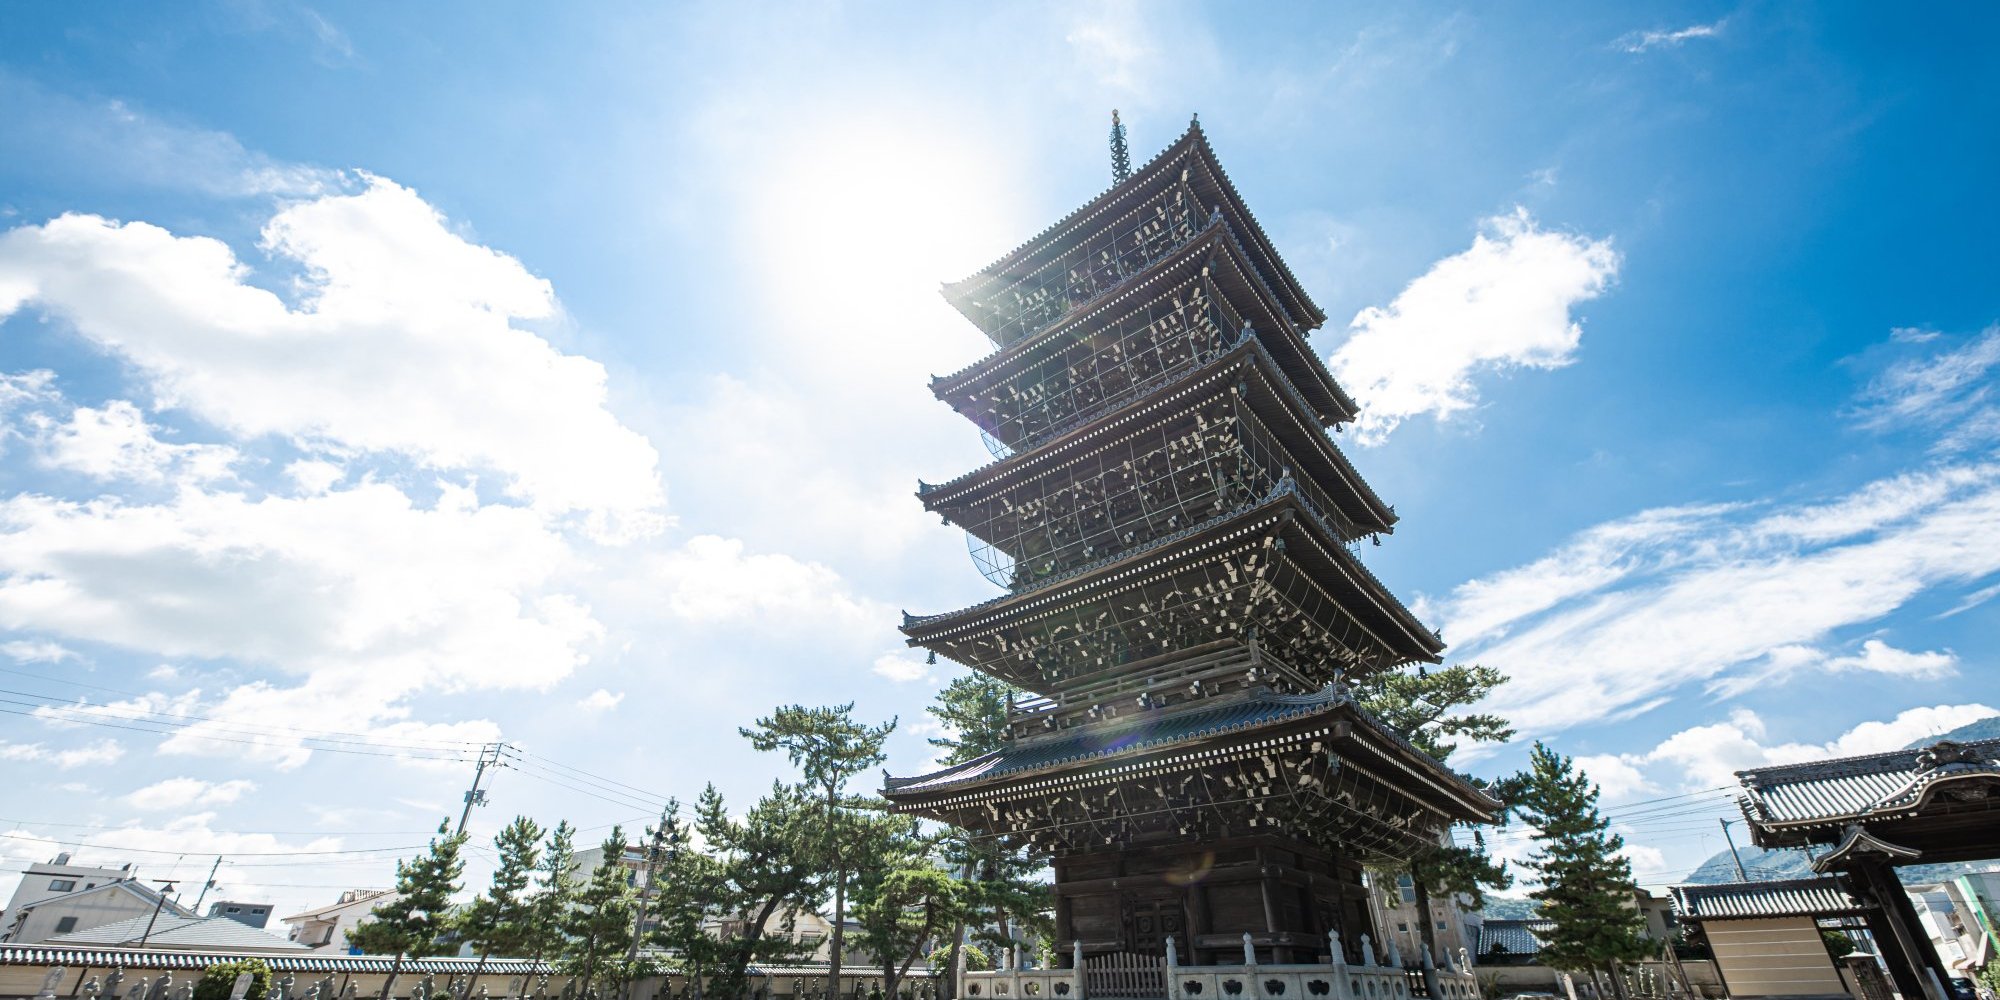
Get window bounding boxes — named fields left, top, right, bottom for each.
left=55, top=917, right=79, bottom=933
left=227, top=906, right=241, bottom=913
left=48, top=879, right=76, bottom=891
left=1397, top=923, right=1409, bottom=932
left=1396, top=874, right=1416, bottom=905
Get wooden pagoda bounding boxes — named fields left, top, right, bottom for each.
left=884, top=118, right=1500, bottom=975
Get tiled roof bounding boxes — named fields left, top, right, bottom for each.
left=884, top=687, right=1344, bottom=794
left=1670, top=877, right=1869, bottom=920
left=49, top=915, right=308, bottom=952
left=883, top=684, right=1495, bottom=818
left=1737, top=737, right=2000, bottom=828
left=0, top=943, right=547, bottom=974
left=1477, top=920, right=1552, bottom=957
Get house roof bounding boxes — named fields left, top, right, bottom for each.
left=0, top=943, right=551, bottom=974
left=1670, top=877, right=1870, bottom=921
left=1737, top=736, right=2000, bottom=829
left=1477, top=919, right=1552, bottom=957
left=49, top=914, right=309, bottom=952
left=18, top=880, right=195, bottom=919
left=280, top=890, right=392, bottom=922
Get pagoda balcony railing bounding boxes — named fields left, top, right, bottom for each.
left=972, top=269, right=1239, bottom=454
left=959, top=936, right=1480, bottom=1000
left=963, top=446, right=1366, bottom=594
left=975, top=179, right=1203, bottom=347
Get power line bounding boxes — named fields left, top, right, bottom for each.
left=0, top=833, right=433, bottom=858
left=0, top=705, right=473, bottom=761
left=0, top=669, right=487, bottom=750
left=0, top=694, right=477, bottom=759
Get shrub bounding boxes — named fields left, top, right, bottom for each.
left=194, top=958, right=273, bottom=1000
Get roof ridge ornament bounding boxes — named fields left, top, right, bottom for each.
left=1110, top=110, right=1132, bottom=184
left=1914, top=738, right=1986, bottom=772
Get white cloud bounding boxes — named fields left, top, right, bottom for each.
left=1595, top=703, right=1998, bottom=796
left=1061, top=0, right=1218, bottom=103
left=1328, top=208, right=1619, bottom=444
left=125, top=776, right=257, bottom=810
left=0, top=71, right=339, bottom=200
left=575, top=688, right=624, bottom=713
left=1434, top=463, right=2000, bottom=733
left=0, top=481, right=593, bottom=766
left=646, top=534, right=890, bottom=642
left=0, top=179, right=666, bottom=539
left=0, top=738, right=124, bottom=769
left=871, top=652, right=933, bottom=684
left=0, top=639, right=77, bottom=663
left=1572, top=753, right=1655, bottom=801
left=1616, top=20, right=1727, bottom=53
left=33, top=400, right=238, bottom=483
left=1852, top=324, right=2000, bottom=453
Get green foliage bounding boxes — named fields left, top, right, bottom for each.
left=1354, top=663, right=1513, bottom=763
left=560, top=826, right=642, bottom=995
left=1977, top=962, right=2000, bottom=997
left=925, top=675, right=1013, bottom=767
left=194, top=958, right=271, bottom=1000
left=347, top=820, right=469, bottom=961
left=647, top=803, right=732, bottom=988
left=740, top=702, right=897, bottom=988
left=1820, top=930, right=1856, bottom=960
left=1358, top=663, right=1513, bottom=956
left=459, top=816, right=545, bottom=960
left=695, top=780, right=830, bottom=1000
left=1508, top=743, right=1652, bottom=977
left=927, top=943, right=992, bottom=972
left=923, top=676, right=1049, bottom=992
left=849, top=817, right=965, bottom=997
left=532, top=820, right=580, bottom=961
left=739, top=703, right=895, bottom=799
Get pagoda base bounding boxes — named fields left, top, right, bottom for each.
left=1053, top=835, right=1377, bottom=968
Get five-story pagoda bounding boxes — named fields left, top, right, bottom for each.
left=884, top=117, right=1498, bottom=976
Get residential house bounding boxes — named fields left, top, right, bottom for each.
left=2, top=879, right=192, bottom=944
left=1911, top=870, right=2000, bottom=975
left=2, top=852, right=139, bottom=936
left=207, top=900, right=276, bottom=929
left=281, top=889, right=396, bottom=952
left=47, top=913, right=308, bottom=953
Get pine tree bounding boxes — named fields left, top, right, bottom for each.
left=1356, top=664, right=1514, bottom=960
left=1508, top=743, right=1651, bottom=998
left=740, top=703, right=895, bottom=1000
left=849, top=816, right=964, bottom=1000
left=532, top=821, right=581, bottom=964
left=347, top=820, right=467, bottom=999
left=459, top=816, right=544, bottom=987
left=696, top=781, right=827, bottom=1000
left=924, top=676, right=1048, bottom=992
left=562, top=827, right=642, bottom=998
left=647, top=807, right=729, bottom=1000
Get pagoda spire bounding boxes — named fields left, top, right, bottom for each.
left=1109, top=109, right=1132, bottom=183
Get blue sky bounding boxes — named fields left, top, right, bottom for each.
left=0, top=1, right=1996, bottom=912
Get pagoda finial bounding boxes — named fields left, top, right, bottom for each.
left=1110, top=110, right=1132, bottom=183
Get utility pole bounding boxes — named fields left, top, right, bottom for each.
left=137, top=880, right=179, bottom=948
left=191, top=856, right=222, bottom=913
left=623, top=803, right=678, bottom=1000
left=456, top=743, right=506, bottom=837
left=1718, top=818, right=1749, bottom=882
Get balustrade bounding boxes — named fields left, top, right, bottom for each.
left=955, top=936, right=1482, bottom=1000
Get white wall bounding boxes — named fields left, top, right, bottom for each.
left=7, top=886, right=159, bottom=944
